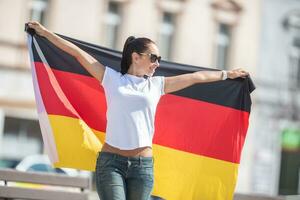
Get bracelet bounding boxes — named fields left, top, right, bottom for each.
left=221, top=70, right=227, bottom=80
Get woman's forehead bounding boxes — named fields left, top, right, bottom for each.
left=147, top=43, right=159, bottom=55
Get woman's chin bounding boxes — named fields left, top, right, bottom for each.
left=147, top=70, right=155, bottom=77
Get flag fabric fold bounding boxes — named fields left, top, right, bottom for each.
left=26, top=29, right=255, bottom=200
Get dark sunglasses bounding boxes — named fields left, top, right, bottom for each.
left=138, top=53, right=161, bottom=63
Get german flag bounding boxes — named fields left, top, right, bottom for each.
left=26, top=28, right=255, bottom=200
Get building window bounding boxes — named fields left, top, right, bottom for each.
left=158, top=12, right=175, bottom=61
left=289, top=38, right=300, bottom=90
left=297, top=57, right=300, bottom=89
left=29, top=0, right=48, bottom=24
left=215, top=23, right=232, bottom=70
left=294, top=38, right=300, bottom=89
left=104, top=1, right=122, bottom=49
left=283, top=11, right=300, bottom=90
left=0, top=116, right=42, bottom=160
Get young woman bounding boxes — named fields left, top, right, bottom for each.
left=28, top=21, right=249, bottom=200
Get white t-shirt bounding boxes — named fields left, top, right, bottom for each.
left=101, top=66, right=165, bottom=150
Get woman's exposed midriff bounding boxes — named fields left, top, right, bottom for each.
left=101, top=143, right=153, bottom=157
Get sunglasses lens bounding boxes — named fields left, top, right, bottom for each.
left=157, top=56, right=161, bottom=63
left=150, top=54, right=161, bottom=63
left=150, top=54, right=156, bottom=63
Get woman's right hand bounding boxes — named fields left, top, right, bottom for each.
left=27, top=21, right=48, bottom=37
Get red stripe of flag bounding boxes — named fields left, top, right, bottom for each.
left=35, top=62, right=107, bottom=131
left=155, top=95, right=249, bottom=163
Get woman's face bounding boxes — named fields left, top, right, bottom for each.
left=132, top=43, right=161, bottom=77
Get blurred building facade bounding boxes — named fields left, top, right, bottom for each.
left=0, top=0, right=299, bottom=196
left=249, top=0, right=300, bottom=195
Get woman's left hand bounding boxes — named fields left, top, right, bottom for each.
left=227, top=68, right=249, bottom=79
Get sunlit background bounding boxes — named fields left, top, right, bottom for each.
left=0, top=0, right=300, bottom=198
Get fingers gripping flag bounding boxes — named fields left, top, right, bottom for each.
left=26, top=28, right=255, bottom=200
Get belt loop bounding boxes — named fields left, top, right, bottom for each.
left=139, top=157, right=142, bottom=167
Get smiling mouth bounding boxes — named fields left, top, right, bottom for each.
left=147, top=68, right=155, bottom=76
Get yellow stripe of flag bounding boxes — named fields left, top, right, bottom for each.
left=152, top=145, right=238, bottom=200
left=48, top=115, right=104, bottom=170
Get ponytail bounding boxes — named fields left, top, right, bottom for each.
left=120, top=36, right=136, bottom=75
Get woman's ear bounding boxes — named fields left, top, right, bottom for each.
left=132, top=52, right=139, bottom=64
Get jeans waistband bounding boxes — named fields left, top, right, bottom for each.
left=99, top=151, right=153, bottom=162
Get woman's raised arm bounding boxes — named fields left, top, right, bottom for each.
left=28, top=21, right=105, bottom=82
left=164, top=68, right=249, bottom=94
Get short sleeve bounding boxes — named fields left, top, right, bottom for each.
left=101, top=66, right=121, bottom=89
left=151, top=76, right=165, bottom=96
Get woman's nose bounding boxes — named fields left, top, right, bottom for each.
left=155, top=60, right=160, bottom=67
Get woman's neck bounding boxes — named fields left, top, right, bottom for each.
left=127, top=67, right=144, bottom=77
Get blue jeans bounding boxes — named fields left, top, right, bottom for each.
left=95, top=152, right=154, bottom=200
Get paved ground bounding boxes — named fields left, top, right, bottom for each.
left=89, top=191, right=99, bottom=200
left=89, top=191, right=300, bottom=200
